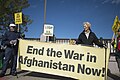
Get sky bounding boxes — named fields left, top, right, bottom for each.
left=23, top=0, right=120, bottom=39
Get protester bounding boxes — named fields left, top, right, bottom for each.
left=49, top=34, right=56, bottom=43
left=0, top=23, right=22, bottom=77
left=76, top=22, right=104, bottom=47
left=111, top=28, right=120, bottom=72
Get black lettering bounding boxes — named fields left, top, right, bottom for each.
left=77, top=64, right=102, bottom=76
left=91, top=56, right=96, bottom=63
left=69, top=65, right=75, bottom=72
left=92, top=68, right=102, bottom=76
left=86, top=67, right=91, bottom=75
left=58, top=61, right=62, bottom=70
left=27, top=45, right=33, bottom=54
left=64, top=50, right=74, bottom=59
left=33, top=47, right=44, bottom=55
left=27, top=59, right=32, bottom=67
left=73, top=53, right=84, bottom=60
left=19, top=56, right=23, bottom=64
left=46, top=48, right=62, bottom=58
left=33, top=48, right=38, bottom=54
left=44, top=61, right=50, bottom=68
left=32, top=57, right=38, bottom=66
left=73, top=53, right=79, bottom=60
left=50, top=60, right=53, bottom=68
left=86, top=52, right=96, bottom=63
left=51, top=48, right=56, bottom=57
left=39, top=47, right=44, bottom=55
left=46, top=48, right=50, bottom=56
left=38, top=60, right=43, bottom=67
left=77, top=64, right=85, bottom=74
left=24, top=56, right=28, bottom=64
left=57, top=51, right=62, bottom=58
left=53, top=62, right=57, bottom=69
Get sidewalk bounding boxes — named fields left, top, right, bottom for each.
left=107, top=56, right=120, bottom=80
left=0, top=56, right=120, bottom=80
left=0, top=69, right=75, bottom=80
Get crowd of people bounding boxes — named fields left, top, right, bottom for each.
left=0, top=23, right=23, bottom=77
left=0, top=22, right=119, bottom=78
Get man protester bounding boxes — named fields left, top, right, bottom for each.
left=0, top=23, right=22, bottom=77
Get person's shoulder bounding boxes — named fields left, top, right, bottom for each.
left=90, top=31, right=96, bottom=35
left=4, top=31, right=10, bottom=34
left=79, top=32, right=84, bottom=36
left=80, top=30, right=85, bottom=34
left=2, top=31, right=10, bottom=37
left=90, top=32, right=97, bottom=37
left=16, top=32, right=22, bottom=36
left=15, top=31, right=20, bottom=34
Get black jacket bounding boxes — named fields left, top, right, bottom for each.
left=2, top=31, right=21, bottom=48
left=76, top=30, right=103, bottom=47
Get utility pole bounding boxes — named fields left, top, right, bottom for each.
left=44, top=0, right=47, bottom=24
left=44, top=0, right=48, bottom=42
left=41, top=0, right=49, bottom=42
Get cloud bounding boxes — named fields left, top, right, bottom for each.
left=112, top=0, right=120, bottom=4
left=102, top=0, right=120, bottom=4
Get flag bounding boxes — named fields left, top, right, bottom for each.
left=112, top=16, right=120, bottom=34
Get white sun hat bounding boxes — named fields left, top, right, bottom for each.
left=9, top=23, right=16, bottom=27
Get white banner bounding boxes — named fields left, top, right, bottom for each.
left=18, top=40, right=110, bottom=80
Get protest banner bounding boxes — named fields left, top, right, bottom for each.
left=14, top=12, right=23, bottom=32
left=18, top=39, right=110, bottom=80
left=43, top=24, right=54, bottom=36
